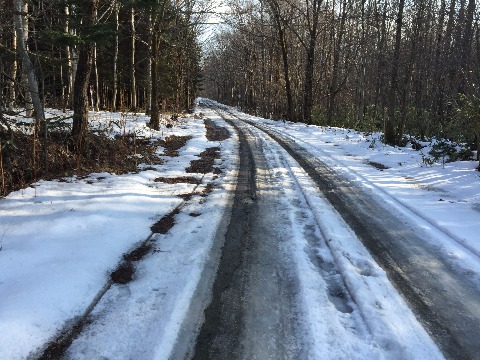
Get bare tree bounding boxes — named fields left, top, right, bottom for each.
left=292, top=0, right=323, bottom=123
left=13, top=0, right=45, bottom=127
left=262, top=0, right=294, bottom=121
left=112, top=0, right=119, bottom=111
left=384, top=0, right=405, bottom=145
left=8, top=22, right=17, bottom=113
left=130, top=6, right=137, bottom=111
left=71, top=0, right=99, bottom=153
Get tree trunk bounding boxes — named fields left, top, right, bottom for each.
left=94, top=44, right=100, bottom=111
left=131, top=7, right=137, bottom=111
left=71, top=0, right=98, bottom=153
left=433, top=0, right=446, bottom=124
left=302, top=0, right=321, bottom=124
left=71, top=45, right=94, bottom=152
left=328, top=0, right=349, bottom=123
left=64, top=5, right=74, bottom=111
left=13, top=0, right=45, bottom=126
left=356, top=0, right=367, bottom=126
left=459, top=0, right=475, bottom=93
left=303, top=42, right=315, bottom=123
left=148, top=18, right=160, bottom=130
left=270, top=1, right=293, bottom=122
left=112, top=2, right=119, bottom=111
left=8, top=25, right=17, bottom=113
left=17, top=1, right=34, bottom=118
left=385, top=0, right=405, bottom=145
left=146, top=14, right=153, bottom=115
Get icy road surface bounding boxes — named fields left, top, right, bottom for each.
left=191, top=104, right=443, bottom=359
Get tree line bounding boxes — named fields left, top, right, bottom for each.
left=0, top=0, right=206, bottom=153
left=202, top=0, right=480, bottom=158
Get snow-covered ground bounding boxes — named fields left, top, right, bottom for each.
left=0, top=100, right=478, bottom=359
left=0, top=108, right=239, bottom=359
left=223, top=103, right=480, bottom=281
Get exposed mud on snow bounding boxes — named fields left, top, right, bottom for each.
left=151, top=208, right=180, bottom=234
left=159, top=135, right=193, bottom=157
left=367, top=160, right=390, bottom=170
left=154, top=176, right=202, bottom=184
left=110, top=262, right=135, bottom=285
left=186, top=147, right=221, bottom=174
left=204, top=119, right=230, bottom=141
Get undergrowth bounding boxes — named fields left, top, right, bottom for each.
left=0, top=127, right=162, bottom=198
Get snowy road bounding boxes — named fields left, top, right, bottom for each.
left=2, top=101, right=478, bottom=359
left=200, top=102, right=480, bottom=360
left=190, top=104, right=443, bottom=359
left=193, top=118, right=301, bottom=358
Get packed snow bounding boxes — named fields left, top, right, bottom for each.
left=1, top=100, right=478, bottom=359
left=222, top=103, right=480, bottom=283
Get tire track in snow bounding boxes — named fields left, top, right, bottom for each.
left=200, top=104, right=442, bottom=359
left=251, top=119, right=480, bottom=259
left=233, top=116, right=440, bottom=359
left=210, top=102, right=480, bottom=359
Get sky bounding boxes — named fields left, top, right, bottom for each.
left=198, top=1, right=230, bottom=47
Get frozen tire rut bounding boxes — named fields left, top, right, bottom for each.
left=193, top=119, right=303, bottom=359
left=204, top=102, right=480, bottom=360
left=240, top=117, right=480, bottom=360
left=192, top=107, right=442, bottom=359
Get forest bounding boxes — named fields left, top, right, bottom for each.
left=0, top=0, right=206, bottom=195
left=0, top=0, right=479, bottom=197
left=203, top=0, right=480, bottom=156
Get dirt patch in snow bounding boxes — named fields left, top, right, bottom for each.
left=37, top=318, right=92, bottom=360
left=367, top=161, right=389, bottom=170
left=151, top=208, right=180, bottom=234
left=154, top=176, right=201, bottom=184
left=123, top=242, right=153, bottom=262
left=186, top=147, right=221, bottom=174
left=204, top=119, right=230, bottom=141
left=202, top=183, right=215, bottom=195
left=110, top=262, right=135, bottom=285
left=158, top=135, right=192, bottom=157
